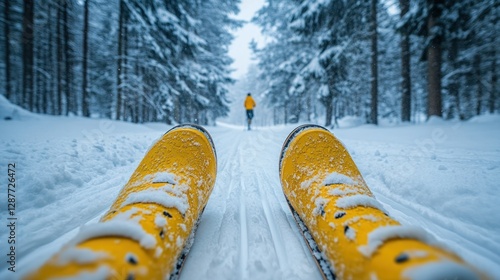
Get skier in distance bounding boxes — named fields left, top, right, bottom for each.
left=244, top=93, right=256, bottom=130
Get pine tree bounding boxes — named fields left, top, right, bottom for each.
left=82, top=0, right=90, bottom=117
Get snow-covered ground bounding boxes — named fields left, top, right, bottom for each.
left=1, top=98, right=499, bottom=279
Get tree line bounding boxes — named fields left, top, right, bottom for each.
left=252, top=0, right=498, bottom=126
left=0, top=0, right=240, bottom=124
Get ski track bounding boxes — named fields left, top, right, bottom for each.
left=6, top=122, right=500, bottom=279
left=181, top=126, right=322, bottom=279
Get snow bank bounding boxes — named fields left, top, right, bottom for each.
left=467, top=114, right=500, bottom=124
left=337, top=116, right=365, bottom=128
left=0, top=114, right=165, bottom=262
left=426, top=116, right=447, bottom=124
left=0, top=94, right=38, bottom=120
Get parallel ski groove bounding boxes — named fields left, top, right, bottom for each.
left=266, top=171, right=318, bottom=266
left=239, top=177, right=249, bottom=279
left=255, top=172, right=288, bottom=271
left=212, top=131, right=240, bottom=244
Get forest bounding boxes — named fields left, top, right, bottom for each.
left=0, top=0, right=240, bottom=124
left=0, top=0, right=498, bottom=126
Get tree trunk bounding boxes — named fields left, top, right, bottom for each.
left=57, top=4, right=63, bottom=115
left=82, top=0, right=90, bottom=117
left=306, top=91, right=311, bottom=121
left=400, top=0, right=411, bottom=122
left=116, top=0, right=125, bottom=120
left=474, top=54, right=482, bottom=115
left=35, top=36, right=42, bottom=113
left=123, top=15, right=128, bottom=121
left=22, top=0, right=35, bottom=110
left=63, top=1, right=72, bottom=115
left=4, top=0, right=11, bottom=99
left=370, top=0, right=378, bottom=125
left=48, top=3, right=55, bottom=115
left=135, top=35, right=141, bottom=123
left=427, top=0, right=443, bottom=118
left=489, top=47, right=497, bottom=114
left=448, top=39, right=460, bottom=119
left=323, top=94, right=333, bottom=127
left=284, top=100, right=289, bottom=125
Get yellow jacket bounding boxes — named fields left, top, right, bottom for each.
left=244, top=95, right=256, bottom=110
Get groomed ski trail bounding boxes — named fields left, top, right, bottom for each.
left=179, top=126, right=322, bottom=280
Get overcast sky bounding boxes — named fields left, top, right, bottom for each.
left=228, top=0, right=266, bottom=79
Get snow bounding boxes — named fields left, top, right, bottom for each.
left=323, top=172, right=356, bottom=186
left=312, top=197, right=328, bottom=216
left=329, top=187, right=358, bottom=196
left=0, top=104, right=499, bottom=279
left=155, top=214, right=167, bottom=228
left=344, top=226, right=356, bottom=241
left=357, top=225, right=434, bottom=257
left=122, top=186, right=189, bottom=215
left=55, top=248, right=109, bottom=265
left=402, top=261, right=480, bottom=280
left=336, top=194, right=386, bottom=212
left=0, top=95, right=38, bottom=121
left=66, top=221, right=157, bottom=250
left=300, top=175, right=319, bottom=189
left=152, top=172, right=178, bottom=184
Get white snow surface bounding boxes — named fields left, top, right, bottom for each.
left=0, top=108, right=500, bottom=279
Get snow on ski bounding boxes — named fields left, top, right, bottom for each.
left=279, top=124, right=486, bottom=280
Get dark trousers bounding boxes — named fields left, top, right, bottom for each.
left=246, top=110, right=254, bottom=120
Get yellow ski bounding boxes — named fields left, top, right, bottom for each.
left=279, top=124, right=484, bottom=280
left=26, top=124, right=217, bottom=280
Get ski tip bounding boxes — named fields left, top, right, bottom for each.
left=279, top=124, right=330, bottom=176
left=166, top=124, right=217, bottom=160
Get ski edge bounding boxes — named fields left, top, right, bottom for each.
left=168, top=206, right=206, bottom=280
left=286, top=199, right=336, bottom=280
